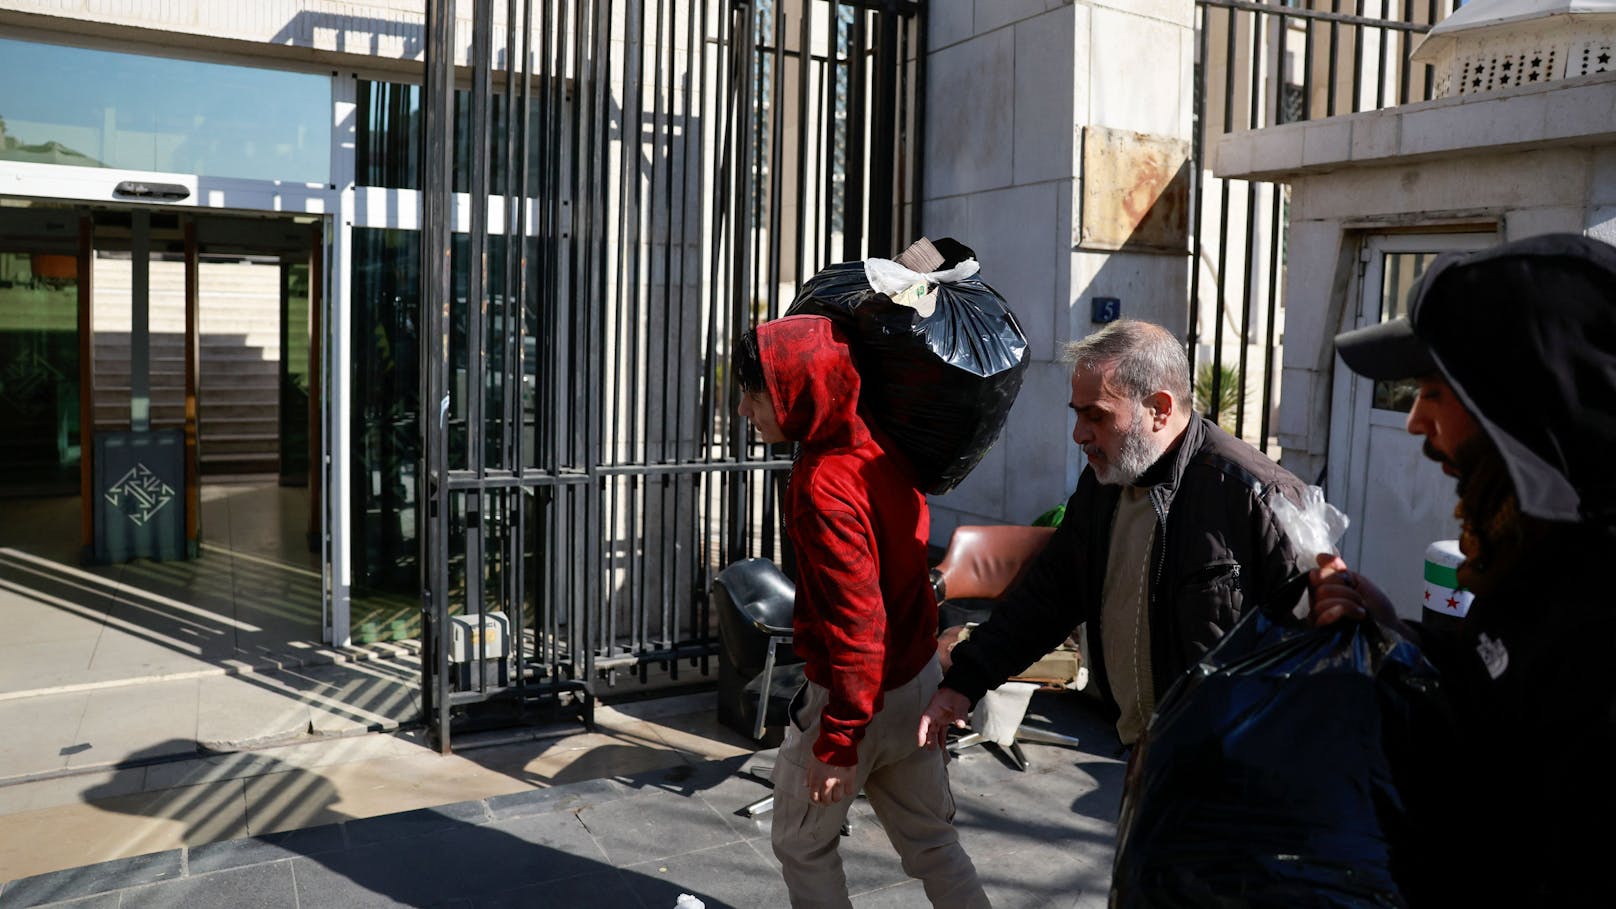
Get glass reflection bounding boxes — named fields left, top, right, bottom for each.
left=0, top=37, right=330, bottom=184
left=0, top=249, right=80, bottom=496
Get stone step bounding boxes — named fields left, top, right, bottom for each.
left=200, top=452, right=280, bottom=475
left=201, top=433, right=280, bottom=456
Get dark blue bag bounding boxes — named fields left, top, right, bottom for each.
left=1111, top=578, right=1451, bottom=908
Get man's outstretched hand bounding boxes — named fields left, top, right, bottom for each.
left=917, top=687, right=971, bottom=750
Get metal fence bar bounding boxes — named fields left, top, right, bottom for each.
left=1190, top=1, right=1449, bottom=455
left=418, top=0, right=918, bottom=747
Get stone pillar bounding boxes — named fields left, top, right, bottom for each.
left=922, top=0, right=1195, bottom=537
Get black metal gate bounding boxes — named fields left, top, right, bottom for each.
left=1189, top=0, right=1455, bottom=457
left=418, top=0, right=922, bottom=749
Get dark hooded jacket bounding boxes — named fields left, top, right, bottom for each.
left=758, top=315, right=937, bottom=767
left=1388, top=234, right=1616, bottom=906
left=941, top=412, right=1305, bottom=725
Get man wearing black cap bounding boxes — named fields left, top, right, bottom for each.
left=1314, top=232, right=1616, bottom=906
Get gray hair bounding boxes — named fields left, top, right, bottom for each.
left=1061, top=320, right=1192, bottom=405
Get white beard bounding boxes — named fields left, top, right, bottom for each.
left=1092, top=409, right=1165, bottom=486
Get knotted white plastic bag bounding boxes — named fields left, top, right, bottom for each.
left=863, top=256, right=981, bottom=317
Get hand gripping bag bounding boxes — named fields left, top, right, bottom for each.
left=784, top=239, right=1028, bottom=494
left=1110, top=575, right=1454, bottom=909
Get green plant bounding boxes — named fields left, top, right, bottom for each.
left=1194, top=361, right=1246, bottom=432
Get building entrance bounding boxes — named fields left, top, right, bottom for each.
left=0, top=203, right=327, bottom=664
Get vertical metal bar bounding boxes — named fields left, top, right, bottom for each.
left=823, top=1, right=839, bottom=266
left=468, top=0, right=494, bottom=683
left=1398, top=0, right=1414, bottom=105
left=422, top=0, right=456, bottom=752
left=583, top=0, right=610, bottom=690
left=868, top=6, right=898, bottom=257
left=130, top=211, right=150, bottom=433
left=727, top=2, right=754, bottom=565
left=766, top=2, right=787, bottom=318
left=908, top=11, right=926, bottom=245
left=1210, top=5, right=1237, bottom=421
left=1275, top=7, right=1289, bottom=125
left=1424, top=0, right=1437, bottom=100
left=1233, top=8, right=1258, bottom=438
left=843, top=8, right=867, bottom=260
left=78, top=215, right=94, bottom=555
left=1260, top=181, right=1283, bottom=456
left=1187, top=1, right=1209, bottom=375
left=1351, top=3, right=1366, bottom=113
left=793, top=0, right=812, bottom=288
left=307, top=229, right=323, bottom=554
left=1327, top=0, right=1340, bottom=117
left=1302, top=1, right=1316, bottom=120
left=183, top=219, right=200, bottom=552
left=1376, top=0, right=1389, bottom=109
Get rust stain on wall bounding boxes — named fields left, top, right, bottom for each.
left=1080, top=126, right=1191, bottom=254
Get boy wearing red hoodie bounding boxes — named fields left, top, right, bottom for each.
left=735, top=315, right=988, bottom=908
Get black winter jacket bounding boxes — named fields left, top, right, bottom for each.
left=942, top=414, right=1305, bottom=713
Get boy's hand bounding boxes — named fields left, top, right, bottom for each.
left=807, top=758, right=855, bottom=804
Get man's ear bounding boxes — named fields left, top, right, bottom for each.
left=1145, top=391, right=1175, bottom=430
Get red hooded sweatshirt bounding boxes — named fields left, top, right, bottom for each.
left=757, top=315, right=938, bottom=767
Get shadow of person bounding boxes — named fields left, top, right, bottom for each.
left=3, top=740, right=734, bottom=909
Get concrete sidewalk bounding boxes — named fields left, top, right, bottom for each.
left=0, top=692, right=1124, bottom=908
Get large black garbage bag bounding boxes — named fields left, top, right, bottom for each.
left=785, top=243, right=1028, bottom=495
left=1111, top=580, right=1452, bottom=908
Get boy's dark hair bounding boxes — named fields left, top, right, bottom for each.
left=734, top=328, right=766, bottom=394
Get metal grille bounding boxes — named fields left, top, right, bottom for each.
left=418, top=0, right=921, bottom=749
left=1189, top=0, right=1454, bottom=456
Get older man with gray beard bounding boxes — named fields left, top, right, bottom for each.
left=919, top=319, right=1306, bottom=752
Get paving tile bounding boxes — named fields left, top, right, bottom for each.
left=195, top=674, right=313, bottom=750
left=186, top=823, right=348, bottom=874
left=523, top=737, right=692, bottom=787
left=291, top=810, right=612, bottom=908
left=119, top=861, right=299, bottom=909
left=0, top=893, right=120, bottom=909
left=0, top=767, right=145, bottom=816
left=621, top=842, right=789, bottom=909
left=0, top=785, right=239, bottom=882
left=642, top=714, right=756, bottom=761
left=472, top=869, right=646, bottom=909
left=0, top=850, right=182, bottom=908
left=484, top=778, right=630, bottom=820
left=0, top=693, right=88, bottom=780
left=67, top=681, right=199, bottom=771
left=577, top=787, right=744, bottom=867
left=0, top=640, right=106, bottom=694
left=237, top=747, right=528, bottom=837
left=343, top=801, right=491, bottom=847
left=690, top=770, right=777, bottom=841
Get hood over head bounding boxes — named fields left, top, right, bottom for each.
left=1335, top=233, right=1616, bottom=526
left=757, top=314, right=869, bottom=450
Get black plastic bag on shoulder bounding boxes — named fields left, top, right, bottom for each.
left=784, top=239, right=1028, bottom=495
left=1110, top=575, right=1454, bottom=908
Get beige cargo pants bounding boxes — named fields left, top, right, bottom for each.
left=770, top=656, right=991, bottom=908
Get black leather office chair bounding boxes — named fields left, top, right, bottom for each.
left=713, top=557, right=808, bottom=819
left=714, top=557, right=804, bottom=743
left=932, top=524, right=1086, bottom=771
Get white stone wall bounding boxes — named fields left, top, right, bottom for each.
left=922, top=0, right=1194, bottom=540
left=1214, top=72, right=1616, bottom=482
